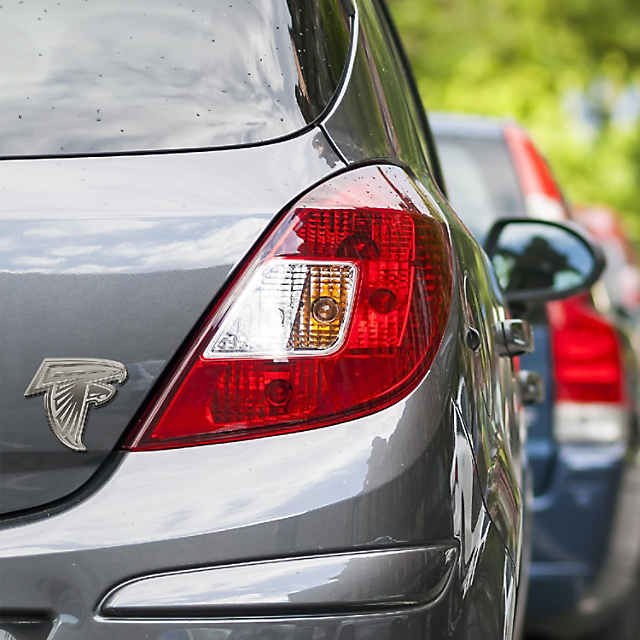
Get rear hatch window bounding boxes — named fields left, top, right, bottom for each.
left=435, top=134, right=525, bottom=241
left=0, top=0, right=351, bottom=156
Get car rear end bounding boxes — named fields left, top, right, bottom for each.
left=0, top=3, right=522, bottom=640
left=432, top=113, right=640, bottom=637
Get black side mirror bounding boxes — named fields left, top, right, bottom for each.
left=484, top=218, right=605, bottom=304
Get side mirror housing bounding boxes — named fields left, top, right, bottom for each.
left=484, top=218, right=605, bottom=304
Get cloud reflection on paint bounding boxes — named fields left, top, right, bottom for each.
left=0, top=217, right=269, bottom=274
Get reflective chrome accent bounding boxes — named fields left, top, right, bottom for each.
left=101, top=544, right=458, bottom=616
left=495, top=319, right=534, bottom=357
left=25, top=358, right=127, bottom=452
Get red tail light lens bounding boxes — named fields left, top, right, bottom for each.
left=549, top=295, right=630, bottom=443
left=548, top=295, right=625, bottom=405
left=503, top=124, right=570, bottom=221
left=125, top=165, right=452, bottom=450
left=504, top=125, right=561, bottom=201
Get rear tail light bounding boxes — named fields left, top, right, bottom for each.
left=548, top=296, right=630, bottom=444
left=125, top=165, right=452, bottom=450
left=503, top=125, right=569, bottom=222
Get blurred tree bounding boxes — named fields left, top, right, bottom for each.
left=388, top=0, right=640, bottom=241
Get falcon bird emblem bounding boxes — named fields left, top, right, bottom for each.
left=25, top=358, right=127, bottom=452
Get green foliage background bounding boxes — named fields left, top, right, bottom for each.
left=388, top=0, right=640, bottom=241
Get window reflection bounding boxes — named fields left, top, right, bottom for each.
left=492, top=223, right=593, bottom=296
left=0, top=0, right=350, bottom=155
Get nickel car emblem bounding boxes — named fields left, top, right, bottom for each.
left=25, top=358, right=127, bottom=452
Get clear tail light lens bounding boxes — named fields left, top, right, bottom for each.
left=125, top=165, right=453, bottom=450
left=204, top=260, right=358, bottom=358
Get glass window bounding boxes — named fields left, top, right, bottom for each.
left=435, top=135, right=525, bottom=241
left=0, top=0, right=351, bottom=156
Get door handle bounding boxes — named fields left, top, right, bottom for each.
left=495, top=319, right=534, bottom=357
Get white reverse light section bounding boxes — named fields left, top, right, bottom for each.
left=554, top=402, right=630, bottom=444
left=204, top=259, right=357, bottom=359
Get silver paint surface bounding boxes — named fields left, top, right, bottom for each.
left=0, top=128, right=343, bottom=514
left=0, top=326, right=515, bottom=638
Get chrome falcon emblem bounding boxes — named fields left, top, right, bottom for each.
left=25, top=358, right=127, bottom=452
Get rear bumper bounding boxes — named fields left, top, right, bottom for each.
left=2, top=534, right=513, bottom=640
left=0, top=344, right=517, bottom=640
left=526, top=443, right=640, bottom=636
left=3, top=544, right=463, bottom=640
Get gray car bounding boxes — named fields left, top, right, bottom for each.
left=0, top=2, right=602, bottom=639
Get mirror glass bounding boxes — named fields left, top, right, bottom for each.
left=489, top=221, right=599, bottom=301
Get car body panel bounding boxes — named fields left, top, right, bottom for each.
left=324, top=0, right=434, bottom=180
left=523, top=324, right=557, bottom=495
left=0, top=128, right=344, bottom=515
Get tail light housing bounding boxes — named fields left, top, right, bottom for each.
left=548, top=296, right=629, bottom=444
left=504, top=124, right=570, bottom=222
left=125, top=165, right=452, bottom=450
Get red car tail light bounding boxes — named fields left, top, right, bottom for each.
left=548, top=295, right=629, bottom=443
left=504, top=124, right=569, bottom=222
left=549, top=296, right=625, bottom=405
left=124, top=165, right=453, bottom=450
